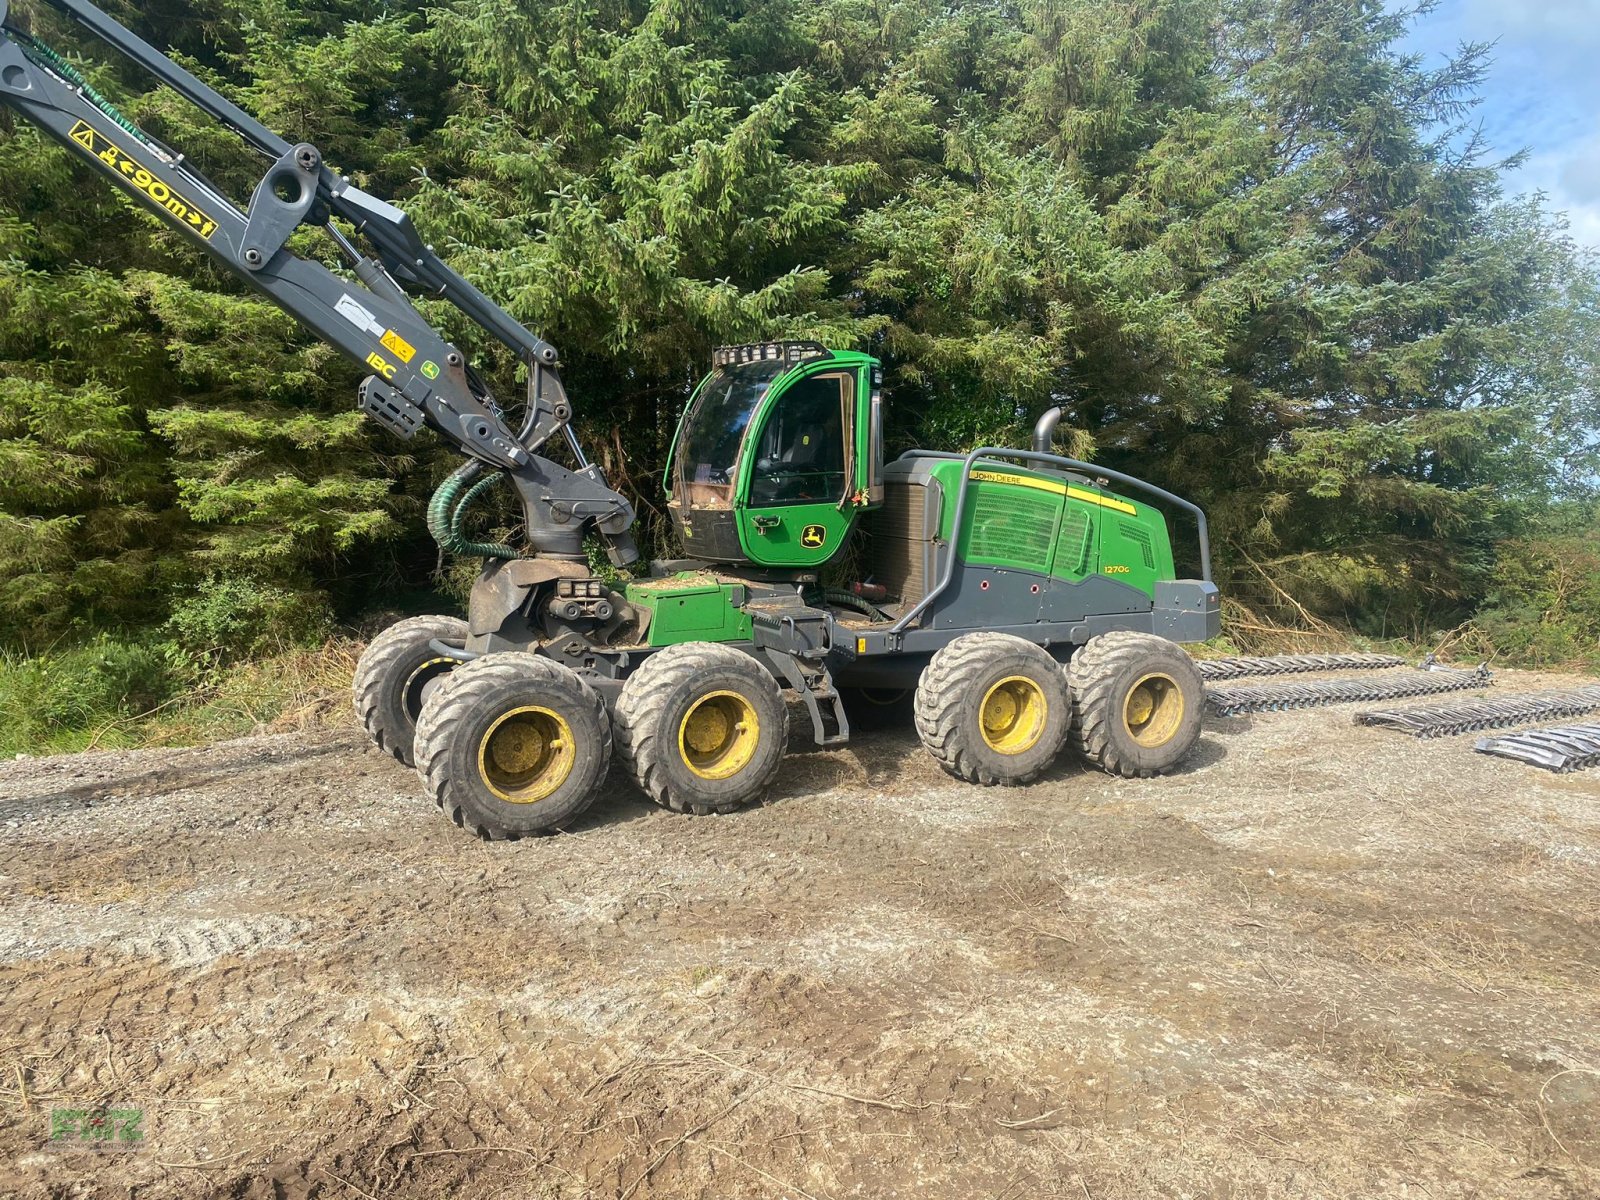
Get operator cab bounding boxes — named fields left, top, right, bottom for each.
left=668, top=342, right=884, bottom=569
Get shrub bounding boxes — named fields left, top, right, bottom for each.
left=166, top=576, right=332, bottom=670
left=1474, top=527, right=1600, bottom=670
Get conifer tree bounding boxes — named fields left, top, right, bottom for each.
left=0, top=0, right=1593, bottom=652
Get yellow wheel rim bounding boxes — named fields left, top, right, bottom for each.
left=1123, top=673, right=1185, bottom=748
left=678, top=691, right=761, bottom=780
left=477, top=705, right=575, bottom=803
left=979, top=675, right=1048, bottom=755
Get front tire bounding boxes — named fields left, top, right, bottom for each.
left=613, top=643, right=788, bottom=815
left=914, top=633, right=1071, bottom=785
left=414, top=652, right=612, bottom=839
left=353, top=614, right=468, bottom=766
left=1069, top=631, right=1203, bottom=777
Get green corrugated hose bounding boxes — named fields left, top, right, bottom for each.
left=428, top=462, right=520, bottom=560
left=13, top=30, right=148, bottom=143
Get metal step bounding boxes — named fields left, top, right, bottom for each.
left=1475, top=723, right=1600, bottom=773
left=1196, top=652, right=1408, bottom=682
left=1206, top=665, right=1492, bottom=717
left=766, top=651, right=851, bottom=747
left=1356, top=687, right=1600, bottom=739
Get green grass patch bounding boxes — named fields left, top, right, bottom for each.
left=0, top=637, right=359, bottom=758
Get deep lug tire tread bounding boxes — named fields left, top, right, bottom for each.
left=414, top=651, right=611, bottom=839
left=352, top=614, right=469, bottom=766
left=613, top=642, right=788, bottom=816
left=913, top=632, right=1071, bottom=786
left=1069, top=630, right=1203, bottom=778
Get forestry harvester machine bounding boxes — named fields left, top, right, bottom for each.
left=1, top=0, right=1221, bottom=837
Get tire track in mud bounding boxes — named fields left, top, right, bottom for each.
left=1, top=679, right=1598, bottom=1199
left=0, top=738, right=354, bottom=819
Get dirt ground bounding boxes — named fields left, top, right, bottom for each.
left=1, top=663, right=1598, bottom=1199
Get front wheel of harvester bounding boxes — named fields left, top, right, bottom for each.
left=353, top=614, right=469, bottom=766
left=414, top=652, right=611, bottom=839
left=1069, top=631, right=1203, bottom=778
left=914, top=633, right=1072, bottom=785
left=613, top=642, right=788, bottom=815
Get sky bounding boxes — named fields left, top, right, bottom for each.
left=1398, top=0, right=1600, bottom=248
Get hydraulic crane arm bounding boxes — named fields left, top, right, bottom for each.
left=0, top=0, right=638, bottom=565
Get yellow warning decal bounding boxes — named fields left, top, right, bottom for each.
left=379, top=330, right=416, bottom=364
left=969, top=468, right=1137, bottom=516
left=67, top=121, right=219, bottom=240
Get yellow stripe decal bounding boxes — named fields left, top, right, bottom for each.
left=969, top=469, right=1137, bottom=515
left=68, top=121, right=219, bottom=240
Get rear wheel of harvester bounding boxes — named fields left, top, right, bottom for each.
left=353, top=614, right=469, bottom=766
left=613, top=642, right=788, bottom=815
left=914, top=633, right=1072, bottom=785
left=413, top=652, right=611, bottom=839
left=1069, top=631, right=1203, bottom=777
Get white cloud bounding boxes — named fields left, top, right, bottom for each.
left=1401, top=0, right=1600, bottom=248
left=1556, top=133, right=1600, bottom=207
left=1460, top=0, right=1600, bottom=53
left=1563, top=206, right=1600, bottom=250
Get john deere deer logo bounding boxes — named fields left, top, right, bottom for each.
left=800, top=524, right=826, bottom=549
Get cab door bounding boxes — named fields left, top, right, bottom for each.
left=736, top=366, right=859, bottom=567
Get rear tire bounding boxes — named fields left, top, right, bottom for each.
left=353, top=614, right=468, bottom=766
left=914, top=633, right=1071, bottom=785
left=414, top=652, right=611, bottom=839
left=613, top=643, right=788, bottom=815
left=1069, top=631, right=1203, bottom=777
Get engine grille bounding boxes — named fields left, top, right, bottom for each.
left=867, top=481, right=934, bottom=604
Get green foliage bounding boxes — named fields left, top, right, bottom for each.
left=0, top=635, right=186, bottom=755
left=0, top=635, right=358, bottom=756
left=167, top=574, right=333, bottom=669
left=1472, top=507, right=1600, bottom=669
left=0, top=0, right=1596, bottom=680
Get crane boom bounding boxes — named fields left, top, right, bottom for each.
left=0, top=0, right=638, bottom=565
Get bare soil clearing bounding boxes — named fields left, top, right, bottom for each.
left=1, top=666, right=1597, bottom=1198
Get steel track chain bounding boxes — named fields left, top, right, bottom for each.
left=1206, top=665, right=1492, bottom=717
left=1355, top=687, right=1600, bottom=739
left=1475, top=723, right=1600, bottom=773
left=1195, top=653, right=1408, bottom=681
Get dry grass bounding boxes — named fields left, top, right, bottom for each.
left=148, top=639, right=362, bottom=746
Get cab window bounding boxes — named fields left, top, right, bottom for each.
left=674, top=360, right=789, bottom=512
left=748, top=372, right=851, bottom=506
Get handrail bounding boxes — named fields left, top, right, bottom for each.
left=888, top=447, right=1213, bottom=634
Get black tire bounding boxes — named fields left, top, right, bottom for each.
left=1069, top=631, right=1203, bottom=778
left=913, top=632, right=1071, bottom=785
left=413, top=652, right=611, bottom=839
left=838, top=686, right=914, bottom=731
left=613, top=642, right=788, bottom=815
left=353, top=614, right=468, bottom=766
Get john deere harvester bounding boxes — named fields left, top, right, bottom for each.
left=1, top=1, right=1221, bottom=839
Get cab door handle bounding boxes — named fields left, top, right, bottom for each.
left=752, top=515, right=780, bottom=533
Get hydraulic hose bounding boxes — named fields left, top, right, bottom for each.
left=427, top=461, right=520, bottom=560
left=824, top=589, right=892, bottom=622
left=12, top=30, right=148, bottom=143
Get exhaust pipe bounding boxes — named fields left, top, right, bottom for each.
left=1033, top=406, right=1064, bottom=453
